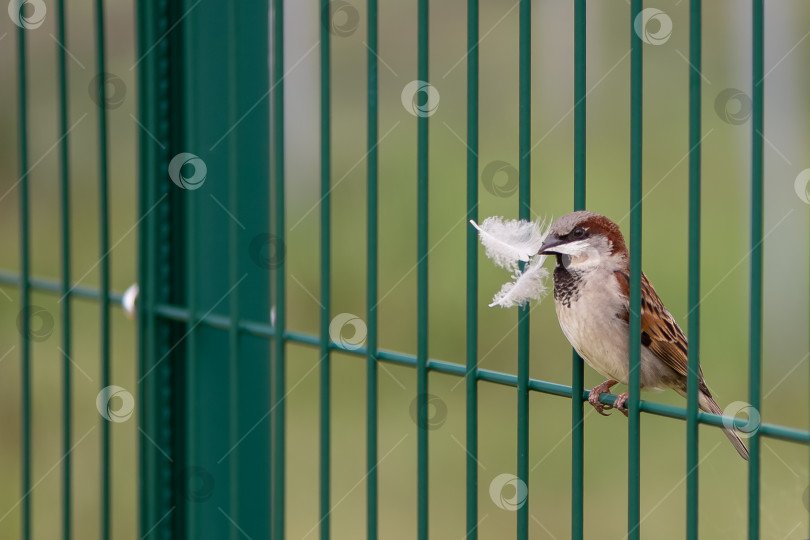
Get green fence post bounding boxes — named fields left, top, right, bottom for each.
left=137, top=0, right=177, bottom=535
left=137, top=2, right=177, bottom=538
left=138, top=1, right=272, bottom=538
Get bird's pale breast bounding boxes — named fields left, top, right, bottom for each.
left=553, top=265, right=674, bottom=390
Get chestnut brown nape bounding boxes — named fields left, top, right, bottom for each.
left=551, top=212, right=627, bottom=255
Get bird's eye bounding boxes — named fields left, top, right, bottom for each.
left=572, top=227, right=586, bottom=239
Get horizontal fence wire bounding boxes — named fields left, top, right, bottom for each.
left=5, top=276, right=803, bottom=440
left=120, top=302, right=810, bottom=445
left=0, top=273, right=124, bottom=303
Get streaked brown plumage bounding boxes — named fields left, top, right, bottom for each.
left=538, top=211, right=749, bottom=460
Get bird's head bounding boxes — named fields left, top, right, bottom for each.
left=537, top=211, right=628, bottom=270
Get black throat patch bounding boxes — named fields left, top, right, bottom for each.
left=553, top=254, right=582, bottom=307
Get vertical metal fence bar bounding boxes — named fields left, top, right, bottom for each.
left=92, top=0, right=111, bottom=537
left=465, top=0, right=479, bottom=537
left=16, top=14, right=31, bottom=540
left=135, top=32, right=162, bottom=528
left=226, top=158, right=240, bottom=534
left=56, top=0, right=72, bottom=537
left=627, top=0, right=643, bottom=538
left=517, top=0, right=531, bottom=537
left=319, top=3, right=332, bottom=536
left=571, top=1, right=586, bottom=537
left=180, top=3, right=272, bottom=536
left=272, top=0, right=287, bottom=536
left=366, top=0, right=379, bottom=537
left=416, top=0, right=429, bottom=538
left=136, top=0, right=177, bottom=536
left=135, top=81, right=152, bottom=539
left=233, top=4, right=273, bottom=535
left=226, top=3, right=241, bottom=531
left=748, top=1, right=764, bottom=538
left=183, top=86, right=198, bottom=540
left=180, top=9, right=199, bottom=538
left=686, top=2, right=702, bottom=539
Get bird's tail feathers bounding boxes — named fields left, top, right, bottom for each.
left=700, top=393, right=750, bottom=461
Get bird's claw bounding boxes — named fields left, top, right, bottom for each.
left=588, top=392, right=613, bottom=416
left=613, top=391, right=630, bottom=418
left=587, top=379, right=619, bottom=416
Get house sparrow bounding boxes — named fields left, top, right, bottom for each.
left=537, top=211, right=749, bottom=460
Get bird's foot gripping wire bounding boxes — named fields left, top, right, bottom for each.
left=612, top=391, right=630, bottom=418
left=587, top=379, right=618, bottom=416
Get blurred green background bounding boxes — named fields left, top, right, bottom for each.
left=1, top=0, right=810, bottom=538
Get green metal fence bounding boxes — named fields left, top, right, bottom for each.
left=3, top=0, right=810, bottom=539
left=5, top=0, right=134, bottom=538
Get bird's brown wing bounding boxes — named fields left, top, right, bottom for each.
left=614, top=271, right=697, bottom=381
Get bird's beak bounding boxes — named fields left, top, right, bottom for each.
left=537, top=234, right=566, bottom=255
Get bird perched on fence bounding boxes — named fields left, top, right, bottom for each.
left=537, top=211, right=749, bottom=460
